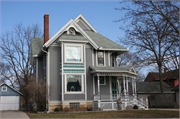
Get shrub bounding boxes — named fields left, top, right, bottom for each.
left=133, top=105, right=138, bottom=109
left=54, top=108, right=59, bottom=112
left=87, top=106, right=93, bottom=111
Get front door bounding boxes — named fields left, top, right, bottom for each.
left=111, top=77, right=117, bottom=100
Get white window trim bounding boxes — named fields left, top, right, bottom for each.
left=100, top=76, right=106, bottom=85
left=64, top=44, right=84, bottom=63
left=1, top=86, right=7, bottom=92
left=65, top=74, right=84, bottom=94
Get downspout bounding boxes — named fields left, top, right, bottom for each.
left=41, top=46, right=48, bottom=113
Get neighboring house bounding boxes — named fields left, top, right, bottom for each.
left=136, top=82, right=174, bottom=99
left=30, top=14, right=147, bottom=112
left=136, top=82, right=175, bottom=108
left=0, top=83, right=23, bottom=111
left=144, top=69, right=179, bottom=87
left=172, top=84, right=179, bottom=108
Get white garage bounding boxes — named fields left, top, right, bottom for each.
left=0, top=96, right=19, bottom=110
left=0, top=83, right=23, bottom=111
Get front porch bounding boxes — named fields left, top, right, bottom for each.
left=90, top=66, right=148, bottom=111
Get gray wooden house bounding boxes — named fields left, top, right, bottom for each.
left=30, top=14, right=148, bottom=112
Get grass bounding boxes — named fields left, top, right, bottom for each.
left=25, top=110, right=179, bottom=118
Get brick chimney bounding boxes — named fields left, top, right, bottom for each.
left=44, top=14, right=49, bottom=44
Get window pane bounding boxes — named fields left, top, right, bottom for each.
left=98, top=51, right=104, bottom=66
left=67, top=75, right=81, bottom=92
left=66, top=46, right=81, bottom=62
left=100, top=77, right=104, bottom=84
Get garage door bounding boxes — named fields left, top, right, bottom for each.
left=0, top=96, right=19, bottom=110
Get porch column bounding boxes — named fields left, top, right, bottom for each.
left=117, top=79, right=120, bottom=98
left=132, top=77, right=134, bottom=95
left=97, top=73, right=100, bottom=96
left=134, top=77, right=136, bottom=94
left=97, top=73, right=101, bottom=110
left=123, top=74, right=126, bottom=95
left=126, top=77, right=129, bottom=95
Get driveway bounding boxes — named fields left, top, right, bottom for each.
left=0, top=111, right=29, bottom=119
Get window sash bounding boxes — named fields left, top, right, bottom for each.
left=65, top=46, right=82, bottom=62
left=66, top=75, right=83, bottom=93
left=98, top=51, right=104, bottom=66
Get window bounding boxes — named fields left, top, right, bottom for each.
left=65, top=45, right=83, bottom=62
left=100, top=76, right=106, bottom=85
left=98, top=51, right=104, bottom=66
left=69, top=103, right=79, bottom=109
left=1, top=86, right=7, bottom=92
left=66, top=75, right=83, bottom=93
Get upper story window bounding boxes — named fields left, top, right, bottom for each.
left=1, top=86, right=7, bottom=92
left=97, top=51, right=104, bottom=66
left=65, top=44, right=83, bottom=63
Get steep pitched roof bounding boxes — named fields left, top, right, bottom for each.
left=31, top=38, right=44, bottom=57
left=42, top=14, right=128, bottom=51
left=136, top=82, right=174, bottom=93
left=0, top=83, right=23, bottom=95
left=84, top=31, right=127, bottom=51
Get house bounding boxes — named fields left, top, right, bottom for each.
left=135, top=82, right=175, bottom=108
left=30, top=14, right=147, bottom=112
left=144, top=69, right=179, bottom=87
left=0, top=83, right=23, bottom=110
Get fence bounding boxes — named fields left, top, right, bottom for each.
left=148, top=94, right=175, bottom=108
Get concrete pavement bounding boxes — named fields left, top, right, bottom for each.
left=0, top=111, right=29, bottom=119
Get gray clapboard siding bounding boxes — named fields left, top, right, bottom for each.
left=95, top=76, right=110, bottom=95
left=105, top=51, right=109, bottom=66
left=64, top=94, right=85, bottom=100
left=86, top=48, right=93, bottom=100
left=49, top=46, right=61, bottom=101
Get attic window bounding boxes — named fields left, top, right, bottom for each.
left=1, top=86, right=7, bottom=92
left=67, top=27, right=76, bottom=35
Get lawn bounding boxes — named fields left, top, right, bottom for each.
left=25, top=110, right=179, bottom=118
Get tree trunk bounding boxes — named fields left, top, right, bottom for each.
left=159, top=66, right=164, bottom=94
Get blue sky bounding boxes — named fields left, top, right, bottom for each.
left=1, top=0, right=129, bottom=45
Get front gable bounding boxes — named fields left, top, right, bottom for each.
left=0, top=83, right=22, bottom=96
left=44, top=17, right=99, bottom=49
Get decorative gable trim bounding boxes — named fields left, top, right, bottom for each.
left=129, top=67, right=137, bottom=74
left=75, top=14, right=98, bottom=33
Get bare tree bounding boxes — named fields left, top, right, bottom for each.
left=115, top=1, right=179, bottom=93
left=26, top=78, right=48, bottom=111
left=0, top=23, right=42, bottom=106
left=118, top=52, right=146, bottom=82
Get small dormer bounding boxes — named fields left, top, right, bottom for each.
left=67, top=27, right=76, bottom=35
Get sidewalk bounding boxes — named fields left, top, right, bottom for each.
left=0, top=111, right=29, bottom=119
left=149, top=108, right=180, bottom=111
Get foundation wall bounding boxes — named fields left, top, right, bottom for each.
left=49, top=102, right=93, bottom=112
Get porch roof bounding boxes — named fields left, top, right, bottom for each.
left=89, top=66, right=138, bottom=76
